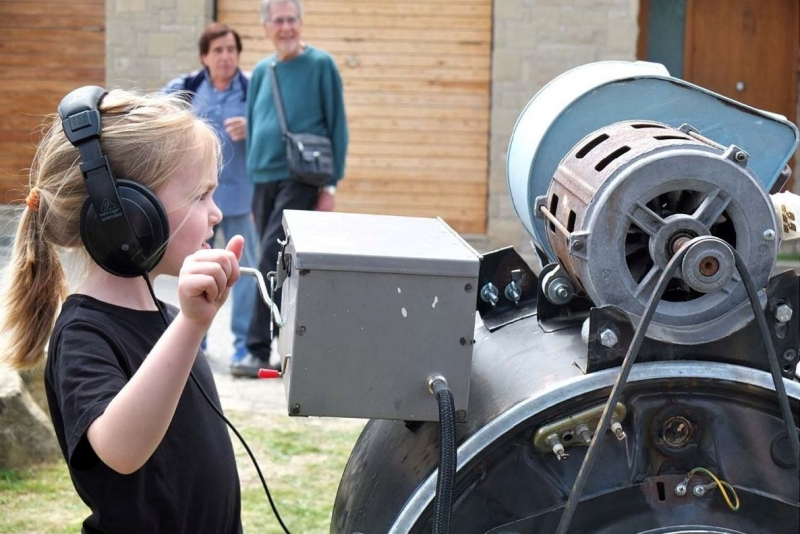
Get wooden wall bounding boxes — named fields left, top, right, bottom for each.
left=0, top=0, right=105, bottom=203
left=219, top=0, right=492, bottom=234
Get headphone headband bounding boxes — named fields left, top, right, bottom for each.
left=58, top=86, right=105, bottom=146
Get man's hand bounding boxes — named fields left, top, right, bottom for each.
left=224, top=117, right=247, bottom=142
left=316, top=189, right=336, bottom=212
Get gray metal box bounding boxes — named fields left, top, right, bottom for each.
left=278, top=210, right=480, bottom=421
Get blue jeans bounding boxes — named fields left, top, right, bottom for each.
left=209, top=213, right=260, bottom=352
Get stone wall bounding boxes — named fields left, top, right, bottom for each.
left=106, top=0, right=213, bottom=91
left=487, top=0, right=640, bottom=255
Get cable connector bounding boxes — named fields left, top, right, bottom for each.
left=427, top=374, right=449, bottom=395
left=771, top=191, right=800, bottom=241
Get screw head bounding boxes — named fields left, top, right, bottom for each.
left=775, top=304, right=793, bottom=324
left=734, top=150, right=748, bottom=162
left=290, top=403, right=301, bottom=415
left=783, top=349, right=797, bottom=362
left=675, top=484, right=687, bottom=497
left=465, top=283, right=473, bottom=292
left=763, top=229, right=776, bottom=241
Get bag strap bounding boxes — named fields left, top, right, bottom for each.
left=181, top=69, right=206, bottom=104
left=269, top=61, right=290, bottom=136
left=183, top=69, right=249, bottom=103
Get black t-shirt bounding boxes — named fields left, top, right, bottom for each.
left=44, top=295, right=242, bottom=534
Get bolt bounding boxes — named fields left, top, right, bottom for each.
left=290, top=403, right=301, bottom=416
left=545, top=433, right=568, bottom=461
left=599, top=328, right=618, bottom=348
left=460, top=337, right=468, bottom=346
left=504, top=281, right=522, bottom=304
left=480, top=283, right=499, bottom=307
left=610, top=420, right=627, bottom=440
left=455, top=410, right=467, bottom=423
left=775, top=304, right=793, bottom=324
left=572, top=240, right=584, bottom=251
left=675, top=483, right=687, bottom=497
left=465, top=283, right=473, bottom=292
left=734, top=150, right=748, bottom=162
left=783, top=349, right=797, bottom=362
left=763, top=229, right=776, bottom=241
left=546, top=277, right=574, bottom=305
left=575, top=424, right=592, bottom=444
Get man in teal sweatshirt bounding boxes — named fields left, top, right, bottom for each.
left=234, top=0, right=348, bottom=377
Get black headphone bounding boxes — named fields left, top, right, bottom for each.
left=58, top=86, right=169, bottom=278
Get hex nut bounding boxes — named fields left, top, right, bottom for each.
left=599, top=328, right=619, bottom=348
left=775, top=304, right=793, bottom=324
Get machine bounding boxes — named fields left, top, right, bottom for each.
left=270, top=62, right=800, bottom=533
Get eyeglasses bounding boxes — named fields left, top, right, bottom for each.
left=269, top=16, right=299, bottom=27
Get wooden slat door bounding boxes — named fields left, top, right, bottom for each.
left=683, top=0, right=799, bottom=186
left=218, top=0, right=492, bottom=233
left=0, top=0, right=105, bottom=202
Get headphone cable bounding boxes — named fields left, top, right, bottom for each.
left=142, top=272, right=292, bottom=534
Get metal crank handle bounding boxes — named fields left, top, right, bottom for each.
left=239, top=267, right=285, bottom=327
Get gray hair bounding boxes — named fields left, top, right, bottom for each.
left=261, top=0, right=303, bottom=23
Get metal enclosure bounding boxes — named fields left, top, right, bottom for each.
left=278, top=210, right=480, bottom=421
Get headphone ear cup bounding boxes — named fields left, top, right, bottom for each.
left=80, top=180, right=169, bottom=277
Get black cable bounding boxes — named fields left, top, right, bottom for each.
left=142, top=272, right=292, bottom=534
left=430, top=377, right=457, bottom=534
left=730, top=247, right=800, bottom=465
left=554, top=239, right=691, bottom=534
left=555, top=237, right=800, bottom=534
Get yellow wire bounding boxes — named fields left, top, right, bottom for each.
left=689, top=467, right=740, bottom=511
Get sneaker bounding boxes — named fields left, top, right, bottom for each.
left=269, top=337, right=280, bottom=367
left=229, top=353, right=278, bottom=378
left=230, top=346, right=248, bottom=364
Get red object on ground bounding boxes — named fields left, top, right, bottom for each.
left=258, top=369, right=281, bottom=379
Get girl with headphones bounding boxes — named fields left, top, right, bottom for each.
left=0, top=88, right=244, bottom=533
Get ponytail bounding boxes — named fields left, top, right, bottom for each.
left=1, top=201, right=68, bottom=369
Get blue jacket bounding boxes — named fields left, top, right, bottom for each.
left=163, top=69, right=253, bottom=216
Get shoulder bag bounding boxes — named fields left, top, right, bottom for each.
left=269, top=62, right=334, bottom=187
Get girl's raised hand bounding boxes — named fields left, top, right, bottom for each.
left=177, top=235, right=244, bottom=328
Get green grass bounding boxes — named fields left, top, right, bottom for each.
left=0, top=411, right=365, bottom=534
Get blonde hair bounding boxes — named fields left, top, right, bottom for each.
left=0, top=89, right=220, bottom=370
